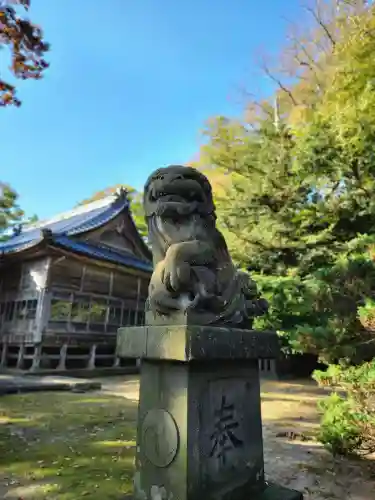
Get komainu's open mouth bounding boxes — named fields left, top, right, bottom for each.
left=150, top=179, right=206, bottom=204
left=144, top=166, right=215, bottom=218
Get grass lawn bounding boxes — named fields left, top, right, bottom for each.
left=0, top=392, right=138, bottom=499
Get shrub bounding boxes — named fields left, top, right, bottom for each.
left=313, top=361, right=375, bottom=456
left=317, top=393, right=363, bottom=455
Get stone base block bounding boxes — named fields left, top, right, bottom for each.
left=134, top=358, right=266, bottom=500
left=257, top=482, right=303, bottom=499
left=124, top=482, right=303, bottom=500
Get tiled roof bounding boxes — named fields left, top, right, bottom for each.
left=0, top=194, right=129, bottom=255
left=53, top=235, right=153, bottom=273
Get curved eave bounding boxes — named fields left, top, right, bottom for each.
left=51, top=235, right=153, bottom=274
left=0, top=237, right=44, bottom=256
left=0, top=235, right=153, bottom=275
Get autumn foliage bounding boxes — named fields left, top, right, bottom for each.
left=0, top=0, right=49, bottom=106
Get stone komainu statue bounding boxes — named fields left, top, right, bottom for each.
left=143, top=165, right=268, bottom=328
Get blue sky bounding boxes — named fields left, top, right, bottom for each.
left=1, top=0, right=302, bottom=219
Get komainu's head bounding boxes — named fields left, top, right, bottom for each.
left=143, top=165, right=215, bottom=219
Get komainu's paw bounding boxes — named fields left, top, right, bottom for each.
left=148, top=291, right=181, bottom=316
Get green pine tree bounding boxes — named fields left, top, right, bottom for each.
left=199, top=3, right=375, bottom=364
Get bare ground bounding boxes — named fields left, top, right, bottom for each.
left=261, top=379, right=375, bottom=499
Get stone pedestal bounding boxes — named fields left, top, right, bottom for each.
left=117, top=324, right=303, bottom=500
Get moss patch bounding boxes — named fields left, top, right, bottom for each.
left=0, top=392, right=138, bottom=499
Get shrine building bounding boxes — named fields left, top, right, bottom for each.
left=0, top=189, right=152, bottom=371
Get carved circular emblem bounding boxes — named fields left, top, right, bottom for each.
left=141, top=409, right=179, bottom=468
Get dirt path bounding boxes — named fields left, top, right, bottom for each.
left=99, top=375, right=375, bottom=500
left=261, top=380, right=375, bottom=499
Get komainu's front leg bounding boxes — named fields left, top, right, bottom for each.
left=161, top=247, right=190, bottom=292
left=148, top=261, right=184, bottom=315
left=161, top=240, right=215, bottom=292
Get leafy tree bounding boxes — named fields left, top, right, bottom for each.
left=0, top=0, right=49, bottom=107
left=129, top=190, right=147, bottom=239
left=288, top=3, right=375, bottom=360
left=197, top=2, right=375, bottom=364
left=0, top=182, right=24, bottom=239
left=256, top=0, right=369, bottom=129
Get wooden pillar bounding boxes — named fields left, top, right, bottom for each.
left=269, top=359, right=277, bottom=378
left=80, top=265, right=87, bottom=292
left=34, top=257, right=52, bottom=344
left=135, top=277, right=141, bottom=325
left=30, top=344, right=42, bottom=371
left=259, top=358, right=278, bottom=379
left=16, top=343, right=25, bottom=370
left=109, top=271, right=114, bottom=296
left=0, top=340, right=8, bottom=367
left=87, top=344, right=97, bottom=370
left=57, top=343, right=68, bottom=370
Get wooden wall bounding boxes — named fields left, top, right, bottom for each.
left=0, top=253, right=150, bottom=345
left=45, top=256, right=148, bottom=338
left=0, top=258, right=49, bottom=343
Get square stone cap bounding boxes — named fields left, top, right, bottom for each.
left=117, top=324, right=279, bottom=362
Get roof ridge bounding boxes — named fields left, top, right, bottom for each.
left=22, top=194, right=119, bottom=233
